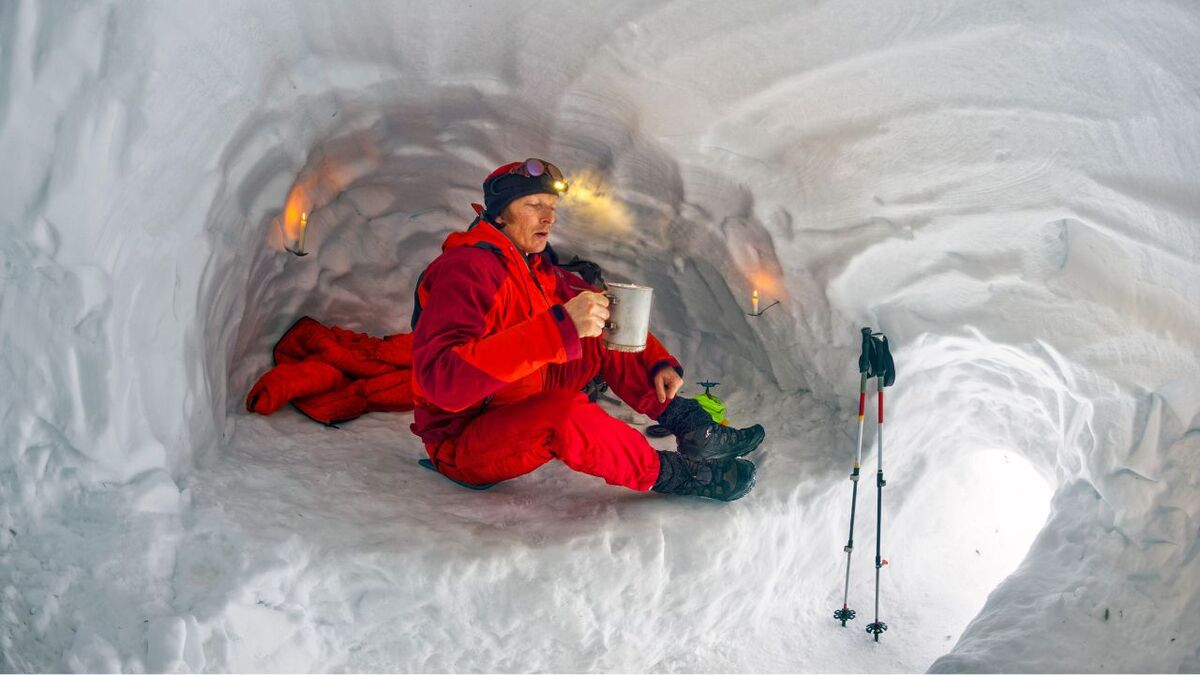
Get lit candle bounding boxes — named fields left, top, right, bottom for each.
left=752, top=288, right=759, bottom=315
left=297, top=211, right=309, bottom=253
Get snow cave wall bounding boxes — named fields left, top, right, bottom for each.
left=1, top=1, right=1198, bottom=671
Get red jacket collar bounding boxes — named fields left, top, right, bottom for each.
left=441, top=217, right=513, bottom=254
left=442, top=213, right=555, bottom=272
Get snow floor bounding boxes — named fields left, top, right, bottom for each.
left=150, top=390, right=1049, bottom=672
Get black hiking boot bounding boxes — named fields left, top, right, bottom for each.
left=651, top=451, right=757, bottom=502
left=676, top=422, right=766, bottom=461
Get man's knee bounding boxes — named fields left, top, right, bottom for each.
left=529, top=389, right=592, bottom=419
left=528, top=389, right=622, bottom=459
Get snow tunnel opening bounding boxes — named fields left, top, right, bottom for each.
left=877, top=445, right=1053, bottom=649
left=816, top=331, right=1087, bottom=663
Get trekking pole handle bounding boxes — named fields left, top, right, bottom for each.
left=871, top=334, right=896, bottom=387
left=859, top=327, right=873, bottom=375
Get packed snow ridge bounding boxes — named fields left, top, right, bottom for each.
left=2, top=1, right=1198, bottom=672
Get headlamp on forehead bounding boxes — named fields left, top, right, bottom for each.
left=502, top=158, right=569, bottom=194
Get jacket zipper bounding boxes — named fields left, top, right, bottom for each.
left=516, top=247, right=552, bottom=307
left=513, top=247, right=554, bottom=390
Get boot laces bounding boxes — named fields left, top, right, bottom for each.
left=685, top=461, right=728, bottom=496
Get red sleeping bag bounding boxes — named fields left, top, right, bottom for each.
left=245, top=316, right=415, bottom=425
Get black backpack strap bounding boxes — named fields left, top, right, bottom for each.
left=410, top=268, right=427, bottom=330
left=557, top=254, right=607, bottom=289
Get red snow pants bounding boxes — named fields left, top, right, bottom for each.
left=427, top=338, right=669, bottom=491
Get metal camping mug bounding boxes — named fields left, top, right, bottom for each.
left=602, top=282, right=654, bottom=352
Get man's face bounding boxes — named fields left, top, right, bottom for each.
left=497, top=193, right=559, bottom=254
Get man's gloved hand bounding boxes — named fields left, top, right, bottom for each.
left=563, top=291, right=610, bottom=338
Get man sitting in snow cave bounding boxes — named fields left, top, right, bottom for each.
left=410, top=158, right=765, bottom=501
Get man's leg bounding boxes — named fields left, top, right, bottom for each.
left=431, top=390, right=661, bottom=491
left=544, top=337, right=605, bottom=393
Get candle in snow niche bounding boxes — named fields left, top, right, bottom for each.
left=752, top=289, right=759, bottom=315
left=297, top=212, right=309, bottom=252
left=282, top=210, right=310, bottom=256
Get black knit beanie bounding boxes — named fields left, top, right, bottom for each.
left=482, top=163, right=562, bottom=226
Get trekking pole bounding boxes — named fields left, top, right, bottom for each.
left=834, top=327, right=875, bottom=627
left=865, top=332, right=895, bottom=642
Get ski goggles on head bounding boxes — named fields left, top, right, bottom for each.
left=498, top=158, right=569, bottom=194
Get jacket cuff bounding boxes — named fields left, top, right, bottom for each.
left=551, top=305, right=583, bottom=361
left=648, top=358, right=683, bottom=382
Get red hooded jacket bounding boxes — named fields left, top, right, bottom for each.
left=409, top=218, right=679, bottom=447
